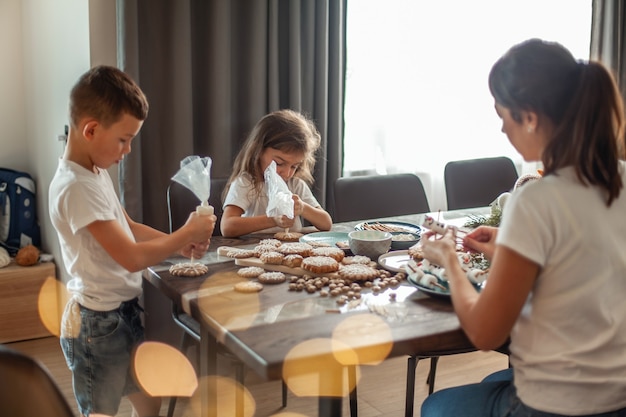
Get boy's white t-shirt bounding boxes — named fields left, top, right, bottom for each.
left=496, top=163, right=626, bottom=415
left=49, top=159, right=142, bottom=311
left=223, top=173, right=321, bottom=233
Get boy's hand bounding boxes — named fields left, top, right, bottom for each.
left=180, top=240, right=210, bottom=259
left=183, top=212, right=216, bottom=242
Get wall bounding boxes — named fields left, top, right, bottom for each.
left=0, top=0, right=90, bottom=280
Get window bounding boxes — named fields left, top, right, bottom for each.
left=344, top=0, right=592, bottom=210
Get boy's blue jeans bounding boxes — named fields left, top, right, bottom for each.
left=60, top=297, right=144, bottom=416
left=421, top=368, right=626, bottom=417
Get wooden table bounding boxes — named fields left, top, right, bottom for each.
left=143, top=207, right=489, bottom=416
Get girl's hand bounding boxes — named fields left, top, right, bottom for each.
left=420, top=228, right=459, bottom=269
left=463, top=226, right=498, bottom=260
left=273, top=215, right=295, bottom=229
left=292, top=194, right=304, bottom=216
left=183, top=212, right=216, bottom=242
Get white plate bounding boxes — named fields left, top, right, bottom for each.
left=377, top=250, right=411, bottom=273
left=300, top=231, right=350, bottom=251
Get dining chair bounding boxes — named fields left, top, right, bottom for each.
left=167, top=177, right=228, bottom=236
left=333, top=173, right=431, bottom=222
left=0, top=344, right=75, bottom=417
left=166, top=178, right=290, bottom=417
left=333, top=173, right=463, bottom=413
left=444, top=156, right=519, bottom=210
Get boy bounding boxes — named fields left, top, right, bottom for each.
left=49, top=65, right=215, bottom=417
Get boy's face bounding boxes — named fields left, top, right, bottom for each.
left=85, top=113, right=143, bottom=170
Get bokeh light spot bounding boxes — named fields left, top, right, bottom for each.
left=189, top=375, right=256, bottom=417
left=332, top=313, right=393, bottom=365
left=283, top=338, right=360, bottom=397
left=133, top=341, right=197, bottom=397
left=37, top=276, right=70, bottom=337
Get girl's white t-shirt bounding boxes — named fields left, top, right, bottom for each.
left=223, top=173, right=321, bottom=233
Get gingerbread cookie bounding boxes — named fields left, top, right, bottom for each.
left=282, top=254, right=304, bottom=268
left=234, top=281, right=264, bottom=293
left=341, top=255, right=372, bottom=265
left=311, top=247, right=345, bottom=262
left=259, top=238, right=282, bottom=247
left=274, top=231, right=304, bottom=242
left=169, top=262, right=209, bottom=277
left=338, top=264, right=379, bottom=281
left=257, top=271, right=287, bottom=284
left=237, top=266, right=265, bottom=278
left=259, top=251, right=285, bottom=265
left=276, top=242, right=313, bottom=257
left=301, top=256, right=340, bottom=274
left=224, top=248, right=257, bottom=259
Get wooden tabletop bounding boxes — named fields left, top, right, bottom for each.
left=143, top=207, right=489, bottom=381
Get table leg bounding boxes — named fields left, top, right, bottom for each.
left=318, top=367, right=343, bottom=417
left=200, top=324, right=218, bottom=417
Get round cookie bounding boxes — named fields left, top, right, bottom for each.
left=224, top=248, right=257, bottom=259
left=274, top=231, right=304, bottom=242
left=341, top=255, right=372, bottom=265
left=338, top=263, right=379, bottom=281
left=259, top=238, right=282, bottom=247
left=277, top=242, right=313, bottom=257
left=234, top=281, right=264, bottom=293
left=169, top=262, right=209, bottom=277
left=282, top=254, right=304, bottom=268
left=311, top=246, right=345, bottom=262
left=257, top=271, right=287, bottom=284
left=301, top=256, right=340, bottom=274
left=260, top=251, right=285, bottom=265
left=237, top=266, right=265, bottom=278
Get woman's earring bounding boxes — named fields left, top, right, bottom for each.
left=527, top=126, right=534, bottom=134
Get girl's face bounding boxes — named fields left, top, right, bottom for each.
left=260, top=147, right=305, bottom=182
left=494, top=102, right=543, bottom=162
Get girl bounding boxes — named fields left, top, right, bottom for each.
left=420, top=39, right=626, bottom=416
left=220, top=109, right=332, bottom=237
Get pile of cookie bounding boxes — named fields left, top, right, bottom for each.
left=223, top=238, right=406, bottom=304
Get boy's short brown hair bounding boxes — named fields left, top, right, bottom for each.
left=69, top=65, right=148, bottom=128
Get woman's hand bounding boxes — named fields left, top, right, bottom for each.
left=420, top=228, right=458, bottom=269
left=463, top=226, right=498, bottom=260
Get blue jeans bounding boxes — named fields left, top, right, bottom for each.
left=60, top=297, right=144, bottom=416
left=421, top=369, right=626, bottom=417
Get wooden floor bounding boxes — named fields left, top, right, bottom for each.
left=7, top=336, right=507, bottom=417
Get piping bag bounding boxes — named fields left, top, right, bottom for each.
left=264, top=161, right=293, bottom=232
left=171, top=156, right=213, bottom=262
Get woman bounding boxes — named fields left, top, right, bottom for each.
left=420, top=39, right=626, bottom=416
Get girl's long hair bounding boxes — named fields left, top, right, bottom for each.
left=224, top=109, right=321, bottom=199
left=489, top=38, right=625, bottom=206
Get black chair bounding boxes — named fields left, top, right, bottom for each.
left=167, top=177, right=228, bottom=236
left=444, top=157, right=519, bottom=210
left=166, top=178, right=291, bottom=417
left=0, top=344, right=75, bottom=417
left=333, top=173, right=431, bottom=222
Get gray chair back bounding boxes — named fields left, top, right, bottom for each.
left=444, top=156, right=518, bottom=210
left=167, top=178, right=228, bottom=236
left=333, top=173, right=430, bottom=222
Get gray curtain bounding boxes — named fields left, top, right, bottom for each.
left=117, top=0, right=346, bottom=232
left=590, top=0, right=626, bottom=99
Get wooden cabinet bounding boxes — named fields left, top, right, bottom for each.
left=0, top=261, right=56, bottom=343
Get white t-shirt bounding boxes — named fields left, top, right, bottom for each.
left=223, top=173, right=321, bottom=233
left=49, top=159, right=142, bottom=311
left=497, top=163, right=626, bottom=415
